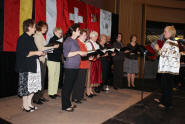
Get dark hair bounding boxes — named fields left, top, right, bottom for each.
left=80, top=29, right=88, bottom=35
left=130, top=34, right=137, bottom=42
left=23, top=19, right=35, bottom=32
left=117, top=33, right=122, bottom=38
left=36, top=21, right=48, bottom=31
left=64, top=23, right=80, bottom=40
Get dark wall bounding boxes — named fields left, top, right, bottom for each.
left=0, top=52, right=18, bottom=98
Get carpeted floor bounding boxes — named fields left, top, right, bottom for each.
left=0, top=88, right=150, bottom=124
left=103, top=87, right=185, bottom=124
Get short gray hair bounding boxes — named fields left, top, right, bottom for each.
left=90, top=31, right=98, bottom=38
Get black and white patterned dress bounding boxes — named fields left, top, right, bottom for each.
left=18, top=59, right=41, bottom=96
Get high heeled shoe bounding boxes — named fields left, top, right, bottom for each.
left=70, top=104, right=77, bottom=108
left=22, top=107, right=34, bottom=112
left=29, top=106, right=38, bottom=110
left=63, top=107, right=74, bottom=112
left=85, top=93, right=93, bottom=98
left=91, top=93, right=97, bottom=96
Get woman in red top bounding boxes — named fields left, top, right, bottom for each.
left=72, top=29, right=93, bottom=103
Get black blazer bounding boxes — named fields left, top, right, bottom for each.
left=15, top=33, right=39, bottom=73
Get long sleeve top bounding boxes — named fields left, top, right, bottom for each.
left=16, top=33, right=39, bottom=73
left=34, top=31, right=53, bottom=63
left=63, top=37, right=81, bottom=69
left=158, top=39, right=180, bottom=75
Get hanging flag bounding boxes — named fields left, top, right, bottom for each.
left=1, top=0, right=114, bottom=52
left=0, top=0, right=4, bottom=51
left=46, top=0, right=57, bottom=42
left=86, top=4, right=100, bottom=35
left=68, top=0, right=87, bottom=29
left=35, top=0, right=46, bottom=23
left=56, top=0, right=70, bottom=33
left=100, top=9, right=112, bottom=37
left=20, top=0, right=33, bottom=35
left=3, top=0, right=33, bottom=51
left=4, top=0, right=20, bottom=51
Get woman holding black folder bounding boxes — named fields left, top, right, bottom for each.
left=47, top=27, right=63, bottom=99
left=86, top=31, right=102, bottom=95
left=124, top=35, right=139, bottom=88
left=33, top=21, right=59, bottom=104
left=72, top=29, right=93, bottom=103
left=62, top=24, right=87, bottom=112
left=112, top=33, right=124, bottom=89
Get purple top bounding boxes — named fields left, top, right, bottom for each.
left=63, top=37, right=81, bottom=69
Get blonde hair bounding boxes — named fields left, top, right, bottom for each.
left=53, top=27, right=62, bottom=34
left=90, top=31, right=98, bottom=38
left=165, top=26, right=176, bottom=37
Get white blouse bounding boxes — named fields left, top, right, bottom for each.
left=158, top=39, right=180, bottom=75
left=85, top=40, right=100, bottom=51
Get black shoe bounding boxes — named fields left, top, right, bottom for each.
left=94, top=88, right=100, bottom=93
left=92, top=93, right=97, bottom=96
left=113, top=86, right=118, bottom=90
left=86, top=93, right=93, bottom=98
left=101, top=89, right=106, bottom=92
left=72, top=99, right=82, bottom=104
left=29, top=106, right=38, bottom=110
left=54, top=94, right=60, bottom=97
left=33, top=99, right=43, bottom=105
left=49, top=95, right=56, bottom=99
left=23, top=108, right=34, bottom=112
left=40, top=98, right=49, bottom=102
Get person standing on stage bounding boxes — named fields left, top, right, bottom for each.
left=72, top=29, right=93, bottom=103
left=112, top=33, right=124, bottom=89
left=99, top=34, right=115, bottom=91
left=33, top=21, right=59, bottom=104
left=86, top=31, right=102, bottom=95
left=62, top=24, right=87, bottom=112
left=47, top=27, right=63, bottom=99
left=124, top=35, right=139, bottom=88
left=16, top=19, right=44, bottom=112
left=154, top=26, right=181, bottom=110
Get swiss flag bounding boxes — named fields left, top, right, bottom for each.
left=68, top=0, right=87, bottom=29
left=86, top=4, right=100, bottom=35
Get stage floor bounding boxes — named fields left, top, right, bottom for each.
left=0, top=88, right=150, bottom=124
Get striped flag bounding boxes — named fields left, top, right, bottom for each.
left=0, top=0, right=113, bottom=52
left=1, top=0, right=33, bottom=51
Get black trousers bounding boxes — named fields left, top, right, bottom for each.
left=113, top=60, right=123, bottom=88
left=100, top=60, right=110, bottom=89
left=72, top=69, right=87, bottom=100
left=179, top=67, right=185, bottom=86
left=160, top=73, right=174, bottom=107
left=33, top=61, right=46, bottom=102
left=62, top=68, right=79, bottom=110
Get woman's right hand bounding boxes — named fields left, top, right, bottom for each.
left=53, top=44, right=59, bottom=49
left=36, top=51, right=45, bottom=56
left=78, top=51, right=87, bottom=56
